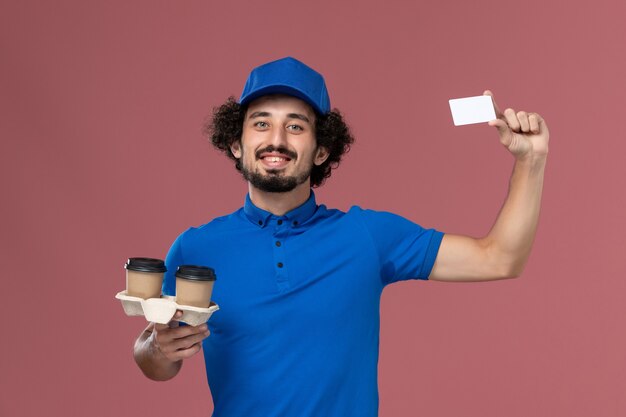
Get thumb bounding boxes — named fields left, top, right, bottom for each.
left=167, top=310, right=184, bottom=328
left=483, top=90, right=503, bottom=118
left=488, top=119, right=513, bottom=147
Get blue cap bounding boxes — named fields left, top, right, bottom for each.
left=239, top=57, right=331, bottom=114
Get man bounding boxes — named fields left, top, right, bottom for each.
left=133, top=57, right=549, bottom=416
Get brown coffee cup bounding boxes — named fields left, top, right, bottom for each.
left=175, top=265, right=216, bottom=308
left=125, top=258, right=167, bottom=299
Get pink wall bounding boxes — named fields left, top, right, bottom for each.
left=2, top=1, right=625, bottom=416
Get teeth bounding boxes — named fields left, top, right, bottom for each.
left=266, top=157, right=286, bottom=162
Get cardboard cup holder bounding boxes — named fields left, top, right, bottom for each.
left=115, top=291, right=219, bottom=326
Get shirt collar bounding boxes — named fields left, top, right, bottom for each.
left=243, top=191, right=318, bottom=228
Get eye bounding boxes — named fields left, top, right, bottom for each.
left=254, top=121, right=269, bottom=129
left=287, top=124, right=304, bottom=131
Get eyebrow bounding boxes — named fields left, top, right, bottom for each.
left=248, top=111, right=312, bottom=124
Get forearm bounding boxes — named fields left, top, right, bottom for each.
left=484, top=154, right=547, bottom=276
left=133, top=324, right=182, bottom=381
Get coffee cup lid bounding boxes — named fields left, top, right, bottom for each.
left=176, top=265, right=216, bottom=281
left=125, top=257, right=167, bottom=273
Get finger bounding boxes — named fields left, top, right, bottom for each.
left=167, top=342, right=203, bottom=361
left=167, top=310, right=184, bottom=328
left=483, top=90, right=503, bottom=118
left=168, top=323, right=209, bottom=340
left=154, top=322, right=172, bottom=332
left=503, top=108, right=521, bottom=132
left=169, top=330, right=211, bottom=352
left=160, top=329, right=210, bottom=357
left=153, top=311, right=183, bottom=331
left=154, top=323, right=207, bottom=350
left=517, top=111, right=530, bottom=133
left=532, top=112, right=546, bottom=129
left=529, top=113, right=540, bottom=133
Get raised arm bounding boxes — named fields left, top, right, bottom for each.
left=429, top=91, right=549, bottom=282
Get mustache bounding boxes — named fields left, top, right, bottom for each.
left=255, top=146, right=297, bottom=160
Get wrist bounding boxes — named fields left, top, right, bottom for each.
left=515, top=151, right=548, bottom=167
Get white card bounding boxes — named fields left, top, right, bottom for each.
left=449, top=95, right=496, bottom=126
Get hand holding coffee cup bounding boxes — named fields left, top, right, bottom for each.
left=125, top=258, right=166, bottom=299
left=151, top=310, right=211, bottom=362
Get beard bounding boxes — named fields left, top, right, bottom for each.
left=240, top=146, right=313, bottom=193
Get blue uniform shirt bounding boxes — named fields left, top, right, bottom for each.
left=163, top=191, right=444, bottom=417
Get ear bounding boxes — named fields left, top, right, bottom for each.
left=314, top=146, right=329, bottom=166
left=230, top=140, right=242, bottom=159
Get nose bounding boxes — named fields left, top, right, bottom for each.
left=269, top=125, right=288, bottom=148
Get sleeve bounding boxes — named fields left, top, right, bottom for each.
left=161, top=231, right=187, bottom=297
left=355, top=208, right=444, bottom=285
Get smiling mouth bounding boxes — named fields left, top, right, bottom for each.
left=256, top=146, right=297, bottom=161
left=262, top=156, right=291, bottom=162
left=259, top=154, right=292, bottom=171
left=254, top=146, right=297, bottom=171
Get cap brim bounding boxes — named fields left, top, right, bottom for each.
left=240, top=84, right=324, bottom=115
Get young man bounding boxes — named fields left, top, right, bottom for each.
left=133, top=57, right=549, bottom=417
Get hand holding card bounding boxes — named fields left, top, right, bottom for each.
left=484, top=90, right=550, bottom=159
left=448, top=91, right=549, bottom=159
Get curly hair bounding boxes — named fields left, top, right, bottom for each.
left=203, top=96, right=354, bottom=187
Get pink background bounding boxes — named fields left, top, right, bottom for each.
left=2, top=1, right=625, bottom=416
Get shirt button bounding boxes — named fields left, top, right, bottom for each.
left=277, top=262, right=283, bottom=268
left=258, top=220, right=263, bottom=226
left=275, top=241, right=281, bottom=247
left=293, top=221, right=298, bottom=226
left=277, top=220, right=283, bottom=225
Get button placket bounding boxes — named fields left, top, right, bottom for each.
left=273, top=217, right=289, bottom=291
